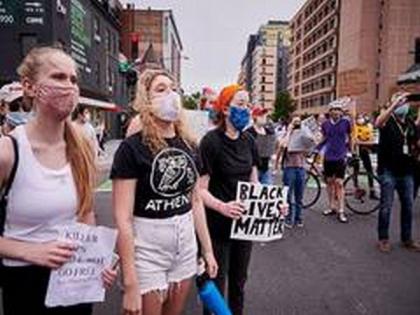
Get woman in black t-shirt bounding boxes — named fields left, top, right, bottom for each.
left=199, top=84, right=259, bottom=315
left=111, top=69, right=217, bottom=315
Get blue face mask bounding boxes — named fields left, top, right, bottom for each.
left=205, top=108, right=218, bottom=121
left=228, top=106, right=250, bottom=132
left=394, top=103, right=410, bottom=119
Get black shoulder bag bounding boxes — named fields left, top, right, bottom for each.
left=0, top=136, right=19, bottom=287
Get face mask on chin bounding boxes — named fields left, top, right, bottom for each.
left=150, top=91, right=182, bottom=122
left=35, top=83, right=79, bottom=121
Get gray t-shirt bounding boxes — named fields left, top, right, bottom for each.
left=283, top=151, right=306, bottom=168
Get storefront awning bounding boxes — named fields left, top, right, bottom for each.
left=78, top=96, right=122, bottom=112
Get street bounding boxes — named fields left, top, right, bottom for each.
left=93, top=185, right=420, bottom=315
left=1, top=141, right=419, bottom=315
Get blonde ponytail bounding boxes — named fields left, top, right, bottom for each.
left=64, top=120, right=96, bottom=218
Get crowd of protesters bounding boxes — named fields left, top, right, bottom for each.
left=0, top=46, right=420, bottom=315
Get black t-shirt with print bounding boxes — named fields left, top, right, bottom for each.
left=377, top=116, right=418, bottom=176
left=199, top=128, right=258, bottom=240
left=110, top=133, right=200, bottom=219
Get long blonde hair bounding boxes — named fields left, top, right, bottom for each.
left=133, top=69, right=196, bottom=154
left=17, top=46, right=95, bottom=219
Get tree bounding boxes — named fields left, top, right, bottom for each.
left=182, top=92, right=201, bottom=110
left=271, top=91, right=296, bottom=122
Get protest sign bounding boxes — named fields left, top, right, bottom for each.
left=255, top=133, right=276, bottom=158
left=184, top=109, right=209, bottom=140
left=301, top=116, right=318, bottom=134
left=45, top=223, right=118, bottom=307
left=287, top=126, right=316, bottom=153
left=230, top=182, right=289, bottom=242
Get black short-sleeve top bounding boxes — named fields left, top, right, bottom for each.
left=110, top=132, right=200, bottom=219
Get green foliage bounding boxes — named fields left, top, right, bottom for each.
left=182, top=92, right=201, bottom=110
left=271, top=91, right=295, bottom=121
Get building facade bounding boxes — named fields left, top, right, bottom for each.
left=120, top=6, right=183, bottom=84
left=0, top=0, right=128, bottom=137
left=240, top=21, right=290, bottom=109
left=338, top=0, right=420, bottom=114
left=289, top=0, right=420, bottom=115
left=288, top=0, right=339, bottom=114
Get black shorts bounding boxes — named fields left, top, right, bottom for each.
left=323, top=160, right=346, bottom=179
left=2, top=265, right=93, bottom=315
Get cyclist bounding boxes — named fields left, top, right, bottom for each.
left=318, top=99, right=353, bottom=223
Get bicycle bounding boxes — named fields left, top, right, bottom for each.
left=302, top=151, right=381, bottom=215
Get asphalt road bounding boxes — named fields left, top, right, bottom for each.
left=93, top=189, right=420, bottom=315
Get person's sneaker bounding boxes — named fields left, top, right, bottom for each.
left=337, top=212, right=348, bottom=223
left=377, top=240, right=391, bottom=253
left=296, top=221, right=304, bottom=228
left=284, top=222, right=293, bottom=229
left=401, top=240, right=420, bottom=252
left=369, top=191, right=379, bottom=200
left=322, top=209, right=335, bottom=216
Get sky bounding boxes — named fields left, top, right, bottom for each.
left=120, top=0, right=306, bottom=94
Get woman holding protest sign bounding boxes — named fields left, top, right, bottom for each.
left=198, top=84, right=262, bottom=315
left=275, top=115, right=316, bottom=228
left=0, top=47, right=117, bottom=314
left=111, top=68, right=218, bottom=315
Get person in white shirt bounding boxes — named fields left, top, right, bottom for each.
left=0, top=46, right=116, bottom=314
left=73, top=105, right=99, bottom=156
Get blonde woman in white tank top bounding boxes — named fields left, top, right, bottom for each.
left=0, top=47, right=116, bottom=315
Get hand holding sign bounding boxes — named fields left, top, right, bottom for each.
left=23, top=240, right=77, bottom=269
left=220, top=201, right=245, bottom=219
left=278, top=203, right=289, bottom=217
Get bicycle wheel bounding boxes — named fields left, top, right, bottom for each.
left=302, top=171, right=321, bottom=209
left=344, top=171, right=381, bottom=215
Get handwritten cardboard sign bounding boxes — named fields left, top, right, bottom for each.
left=230, top=182, right=288, bottom=242
left=45, top=223, right=118, bottom=307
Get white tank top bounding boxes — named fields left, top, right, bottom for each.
left=3, top=126, right=78, bottom=266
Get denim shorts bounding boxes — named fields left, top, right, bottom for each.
left=133, top=211, right=198, bottom=295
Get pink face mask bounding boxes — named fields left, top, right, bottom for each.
left=35, top=83, right=79, bottom=121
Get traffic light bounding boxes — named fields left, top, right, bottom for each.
left=131, top=33, right=139, bottom=59
left=415, top=38, right=420, bottom=64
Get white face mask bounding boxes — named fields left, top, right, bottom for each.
left=356, top=118, right=365, bottom=125
left=151, top=91, right=182, bottom=122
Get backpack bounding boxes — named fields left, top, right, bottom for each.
left=0, top=136, right=19, bottom=287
